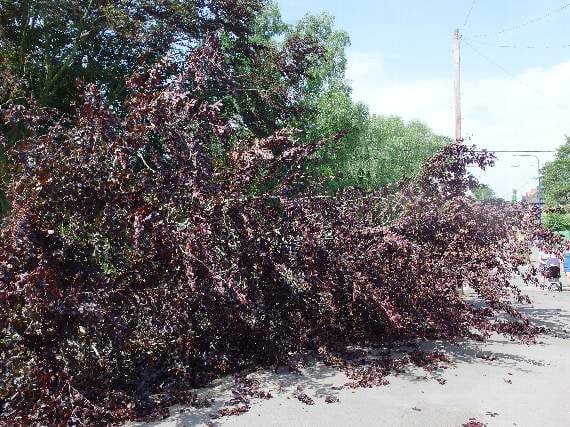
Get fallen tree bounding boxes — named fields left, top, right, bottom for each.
left=0, top=35, right=559, bottom=425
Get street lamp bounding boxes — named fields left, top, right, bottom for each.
left=514, top=154, right=542, bottom=224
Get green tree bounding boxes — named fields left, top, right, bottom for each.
left=278, top=14, right=450, bottom=192
left=288, top=13, right=349, bottom=97
left=313, top=115, right=449, bottom=191
left=280, top=14, right=450, bottom=191
left=542, top=137, right=570, bottom=206
left=0, top=0, right=321, bottom=133
left=1, top=0, right=236, bottom=110
left=543, top=211, right=570, bottom=232
left=473, top=184, right=496, bottom=201
left=542, top=137, right=570, bottom=231
left=284, top=12, right=357, bottom=143
left=244, top=11, right=373, bottom=191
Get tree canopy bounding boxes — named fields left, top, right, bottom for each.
left=313, top=115, right=450, bottom=191
left=542, top=137, right=570, bottom=207
left=0, top=0, right=271, bottom=111
left=472, top=183, right=496, bottom=201
left=542, top=137, right=570, bottom=231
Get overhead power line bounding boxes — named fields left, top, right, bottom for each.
left=462, top=0, right=478, bottom=28
left=465, top=37, right=570, bottom=49
left=469, top=1, right=570, bottom=38
left=462, top=39, right=570, bottom=112
left=476, top=150, right=555, bottom=153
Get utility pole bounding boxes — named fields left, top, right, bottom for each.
left=453, top=29, right=462, bottom=142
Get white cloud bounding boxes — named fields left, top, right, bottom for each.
left=345, top=52, right=384, bottom=82
left=346, top=53, right=570, bottom=199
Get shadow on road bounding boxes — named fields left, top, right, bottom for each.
left=519, top=305, right=570, bottom=339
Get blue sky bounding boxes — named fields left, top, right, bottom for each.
left=277, top=0, right=570, bottom=199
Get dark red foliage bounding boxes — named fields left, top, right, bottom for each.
left=324, top=395, right=339, bottom=404
left=210, top=404, right=250, bottom=419
left=207, top=374, right=272, bottom=420
left=321, top=349, right=448, bottom=389
left=293, top=392, right=315, bottom=406
left=228, top=375, right=273, bottom=405
left=0, top=25, right=559, bottom=425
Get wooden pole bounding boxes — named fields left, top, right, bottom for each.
left=453, top=29, right=462, bottom=142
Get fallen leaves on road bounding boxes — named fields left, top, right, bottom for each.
left=293, top=392, right=315, bottom=406
left=210, top=404, right=250, bottom=419
left=477, top=353, right=497, bottom=361
left=209, top=375, right=273, bottom=419
left=462, top=418, right=487, bottom=427
left=324, top=395, right=339, bottom=404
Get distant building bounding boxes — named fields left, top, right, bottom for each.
left=522, top=188, right=539, bottom=204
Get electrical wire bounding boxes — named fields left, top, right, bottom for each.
left=465, top=37, right=570, bottom=49
left=475, top=150, right=555, bottom=153
left=469, top=1, right=570, bottom=38
left=463, top=39, right=570, bottom=112
left=462, top=0, right=478, bottom=28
